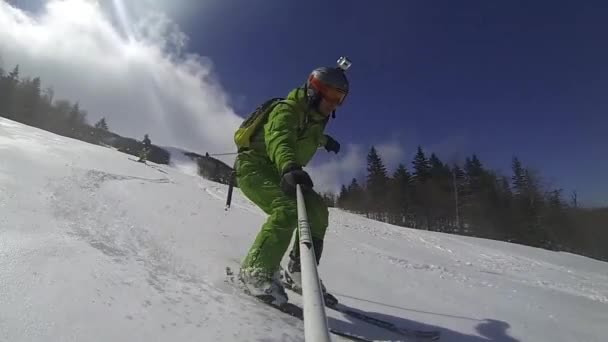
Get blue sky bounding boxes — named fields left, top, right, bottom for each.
left=6, top=0, right=607, bottom=207
left=171, top=0, right=608, bottom=206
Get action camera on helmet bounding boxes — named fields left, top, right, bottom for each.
left=337, top=56, right=352, bottom=71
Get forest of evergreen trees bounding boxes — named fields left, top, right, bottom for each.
left=0, top=64, right=171, bottom=162
left=329, top=146, right=608, bottom=261
left=2, top=63, right=606, bottom=262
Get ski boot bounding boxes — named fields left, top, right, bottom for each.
left=281, top=254, right=339, bottom=308
left=238, top=268, right=288, bottom=306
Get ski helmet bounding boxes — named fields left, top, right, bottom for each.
left=306, top=57, right=351, bottom=111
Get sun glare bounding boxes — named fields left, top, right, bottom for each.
left=111, top=0, right=134, bottom=40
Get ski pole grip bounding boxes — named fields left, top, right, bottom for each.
left=296, top=185, right=312, bottom=246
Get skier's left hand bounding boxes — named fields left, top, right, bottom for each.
left=324, top=135, right=340, bottom=154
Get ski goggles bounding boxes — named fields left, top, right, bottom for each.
left=309, top=77, right=348, bottom=105
left=322, top=87, right=347, bottom=105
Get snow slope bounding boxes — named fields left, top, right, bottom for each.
left=1, top=117, right=606, bottom=342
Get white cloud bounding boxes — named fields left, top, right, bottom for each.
left=307, top=144, right=366, bottom=195
left=376, top=141, right=406, bottom=171
left=307, top=139, right=408, bottom=195
left=0, top=0, right=242, bottom=162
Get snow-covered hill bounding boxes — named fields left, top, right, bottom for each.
left=1, top=117, right=606, bottom=342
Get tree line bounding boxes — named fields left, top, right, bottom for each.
left=2, top=65, right=99, bottom=140
left=0, top=64, right=171, bottom=162
left=330, top=145, right=608, bottom=262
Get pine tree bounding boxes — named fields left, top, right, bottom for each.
left=452, top=164, right=466, bottom=231
left=66, top=102, right=87, bottom=138
left=452, top=164, right=466, bottom=188
left=511, top=157, right=526, bottom=197
left=429, top=153, right=450, bottom=192
left=501, top=176, right=512, bottom=198
left=429, top=153, right=450, bottom=180
left=15, top=76, right=42, bottom=124
left=0, top=67, right=6, bottom=117
left=67, top=102, right=87, bottom=130
left=94, top=117, right=109, bottom=131
left=412, top=146, right=430, bottom=183
left=31, top=77, right=42, bottom=117
left=337, top=184, right=349, bottom=208
left=8, top=65, right=19, bottom=80
left=480, top=169, right=507, bottom=238
left=543, top=188, right=573, bottom=251
left=464, top=154, right=484, bottom=192
left=508, top=157, right=550, bottom=246
left=425, top=153, right=453, bottom=231
left=460, top=154, right=489, bottom=236
left=498, top=176, right=514, bottom=235
left=388, top=163, right=411, bottom=226
left=510, top=156, right=528, bottom=241
left=347, top=178, right=364, bottom=213
left=522, top=168, right=550, bottom=247
left=365, top=146, right=389, bottom=220
left=0, top=65, right=20, bottom=119
left=50, top=99, right=72, bottom=133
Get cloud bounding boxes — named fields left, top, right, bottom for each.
left=0, top=0, right=242, bottom=162
left=376, top=140, right=406, bottom=171
left=307, top=140, right=409, bottom=195
left=307, top=144, right=366, bottom=195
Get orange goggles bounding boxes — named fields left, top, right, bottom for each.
left=309, top=77, right=347, bottom=105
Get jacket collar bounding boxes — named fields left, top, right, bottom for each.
left=286, top=87, right=329, bottom=123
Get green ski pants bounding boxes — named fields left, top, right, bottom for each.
left=235, top=151, right=328, bottom=279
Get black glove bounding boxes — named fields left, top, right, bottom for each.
left=280, top=163, right=313, bottom=196
left=324, top=135, right=340, bottom=154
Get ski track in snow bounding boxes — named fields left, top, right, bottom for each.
left=200, top=182, right=263, bottom=215
left=50, top=169, right=197, bottom=292
left=46, top=169, right=224, bottom=331
left=333, top=215, right=608, bottom=305
left=40, top=167, right=311, bottom=342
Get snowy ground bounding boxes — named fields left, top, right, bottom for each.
left=1, top=117, right=607, bottom=342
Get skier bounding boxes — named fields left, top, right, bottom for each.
left=138, top=134, right=151, bottom=163
left=234, top=58, right=351, bottom=306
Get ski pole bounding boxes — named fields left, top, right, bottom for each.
left=225, top=169, right=235, bottom=210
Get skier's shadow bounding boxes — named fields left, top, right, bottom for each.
left=327, top=299, right=520, bottom=342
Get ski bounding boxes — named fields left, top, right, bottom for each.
left=329, top=305, right=440, bottom=341
left=224, top=266, right=374, bottom=341
left=255, top=301, right=375, bottom=342
left=279, top=268, right=441, bottom=341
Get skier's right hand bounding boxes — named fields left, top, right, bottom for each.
left=280, top=163, right=313, bottom=196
